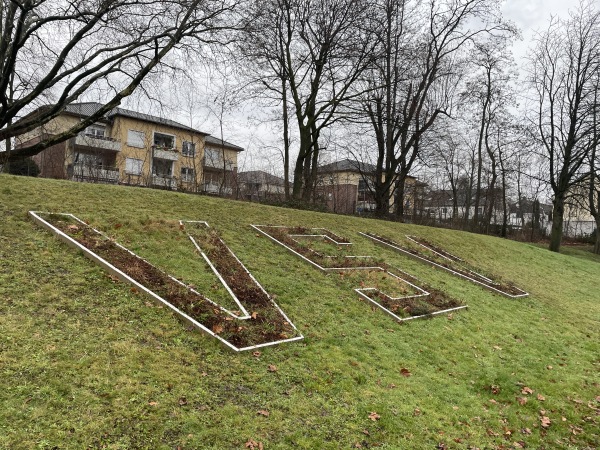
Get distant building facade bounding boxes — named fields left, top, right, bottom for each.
left=317, top=158, right=426, bottom=215
left=16, top=102, right=243, bottom=194
left=237, top=170, right=287, bottom=201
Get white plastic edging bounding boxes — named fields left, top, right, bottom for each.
left=180, top=220, right=303, bottom=336
left=362, top=232, right=529, bottom=299
left=30, top=212, right=303, bottom=352
left=253, top=224, right=467, bottom=322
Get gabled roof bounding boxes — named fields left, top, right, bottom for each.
left=204, top=135, right=244, bottom=152
left=63, top=102, right=209, bottom=136
left=319, top=158, right=377, bottom=174
left=319, top=159, right=423, bottom=184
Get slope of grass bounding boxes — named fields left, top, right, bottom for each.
left=1, top=173, right=599, bottom=450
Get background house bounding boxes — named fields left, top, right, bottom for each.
left=317, top=158, right=425, bottom=215
left=237, top=170, right=287, bottom=201
left=16, top=102, right=243, bottom=195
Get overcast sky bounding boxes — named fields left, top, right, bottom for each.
left=501, top=0, right=581, bottom=60
left=120, top=0, right=586, bottom=174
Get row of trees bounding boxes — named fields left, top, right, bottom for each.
left=1, top=0, right=599, bottom=252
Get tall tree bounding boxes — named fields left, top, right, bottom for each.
left=244, top=0, right=375, bottom=201
left=360, top=0, right=513, bottom=218
left=528, top=1, right=600, bottom=252
left=0, top=0, right=240, bottom=164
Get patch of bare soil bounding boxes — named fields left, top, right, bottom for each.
left=46, top=216, right=298, bottom=348
left=366, top=232, right=527, bottom=297
left=259, top=226, right=464, bottom=318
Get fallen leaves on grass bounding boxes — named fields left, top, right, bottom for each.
left=521, top=428, right=532, bottom=435
left=517, top=397, right=528, bottom=405
left=368, top=412, right=380, bottom=421
left=268, top=364, right=277, bottom=372
left=521, top=387, right=534, bottom=395
left=148, top=401, right=158, bottom=406
left=212, top=324, right=223, bottom=334
left=400, top=368, right=411, bottom=377
left=540, top=416, right=551, bottom=428
left=257, top=410, right=270, bottom=417
left=537, top=394, right=546, bottom=401
left=178, top=397, right=187, bottom=406
left=245, top=439, right=263, bottom=449
left=252, top=351, right=261, bottom=357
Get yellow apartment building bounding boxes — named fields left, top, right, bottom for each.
left=16, top=102, right=243, bottom=194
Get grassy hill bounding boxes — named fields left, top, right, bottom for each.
left=1, top=173, right=599, bottom=450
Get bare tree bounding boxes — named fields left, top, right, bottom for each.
left=0, top=0, right=240, bottom=164
left=243, top=0, right=376, bottom=201
left=358, top=0, right=514, bottom=219
left=528, top=1, right=600, bottom=252
left=587, top=83, right=600, bottom=253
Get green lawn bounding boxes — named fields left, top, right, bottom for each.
left=1, top=173, right=599, bottom=450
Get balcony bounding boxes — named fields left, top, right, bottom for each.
left=153, top=146, right=179, bottom=161
left=203, top=182, right=232, bottom=195
left=152, top=174, right=177, bottom=190
left=74, top=133, right=121, bottom=152
left=71, top=163, right=119, bottom=184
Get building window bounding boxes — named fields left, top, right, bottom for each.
left=204, top=148, right=222, bottom=164
left=153, top=132, right=175, bottom=150
left=181, top=167, right=195, bottom=182
left=125, top=157, right=143, bottom=175
left=182, top=141, right=195, bottom=157
left=85, top=125, right=105, bottom=138
left=152, top=159, right=173, bottom=177
left=127, top=130, right=145, bottom=148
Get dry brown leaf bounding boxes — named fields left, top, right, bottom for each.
left=489, top=399, right=498, bottom=404
left=546, top=365, right=553, bottom=370
left=251, top=312, right=258, bottom=319
left=413, top=408, right=421, bottom=416
left=362, top=429, right=370, bottom=436
left=517, top=397, right=528, bottom=405
left=400, top=368, right=411, bottom=377
left=540, top=416, right=551, bottom=428
left=148, top=401, right=158, bottom=406
left=521, top=428, right=532, bottom=435
left=268, top=364, right=278, bottom=372
left=245, top=439, right=263, bottom=450
left=368, top=411, right=380, bottom=421
left=493, top=345, right=502, bottom=351
left=212, top=324, right=224, bottom=334
left=252, top=351, right=261, bottom=357
left=257, top=410, right=270, bottom=417
left=178, top=397, right=187, bottom=406
left=537, top=394, right=546, bottom=401
left=521, top=387, right=534, bottom=395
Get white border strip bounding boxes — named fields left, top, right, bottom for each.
left=362, top=232, right=529, bottom=299
left=30, top=212, right=303, bottom=352
left=252, top=224, right=467, bottom=322
left=180, top=220, right=303, bottom=339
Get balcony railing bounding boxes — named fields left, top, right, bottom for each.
left=152, top=174, right=177, bottom=189
left=71, top=163, right=119, bottom=183
left=74, top=133, right=121, bottom=152
left=153, top=146, right=179, bottom=161
left=203, top=182, right=232, bottom=195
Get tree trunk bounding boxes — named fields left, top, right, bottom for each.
left=594, top=216, right=600, bottom=254
left=282, top=77, right=290, bottom=201
left=549, top=195, right=565, bottom=252
left=394, top=174, right=406, bottom=220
